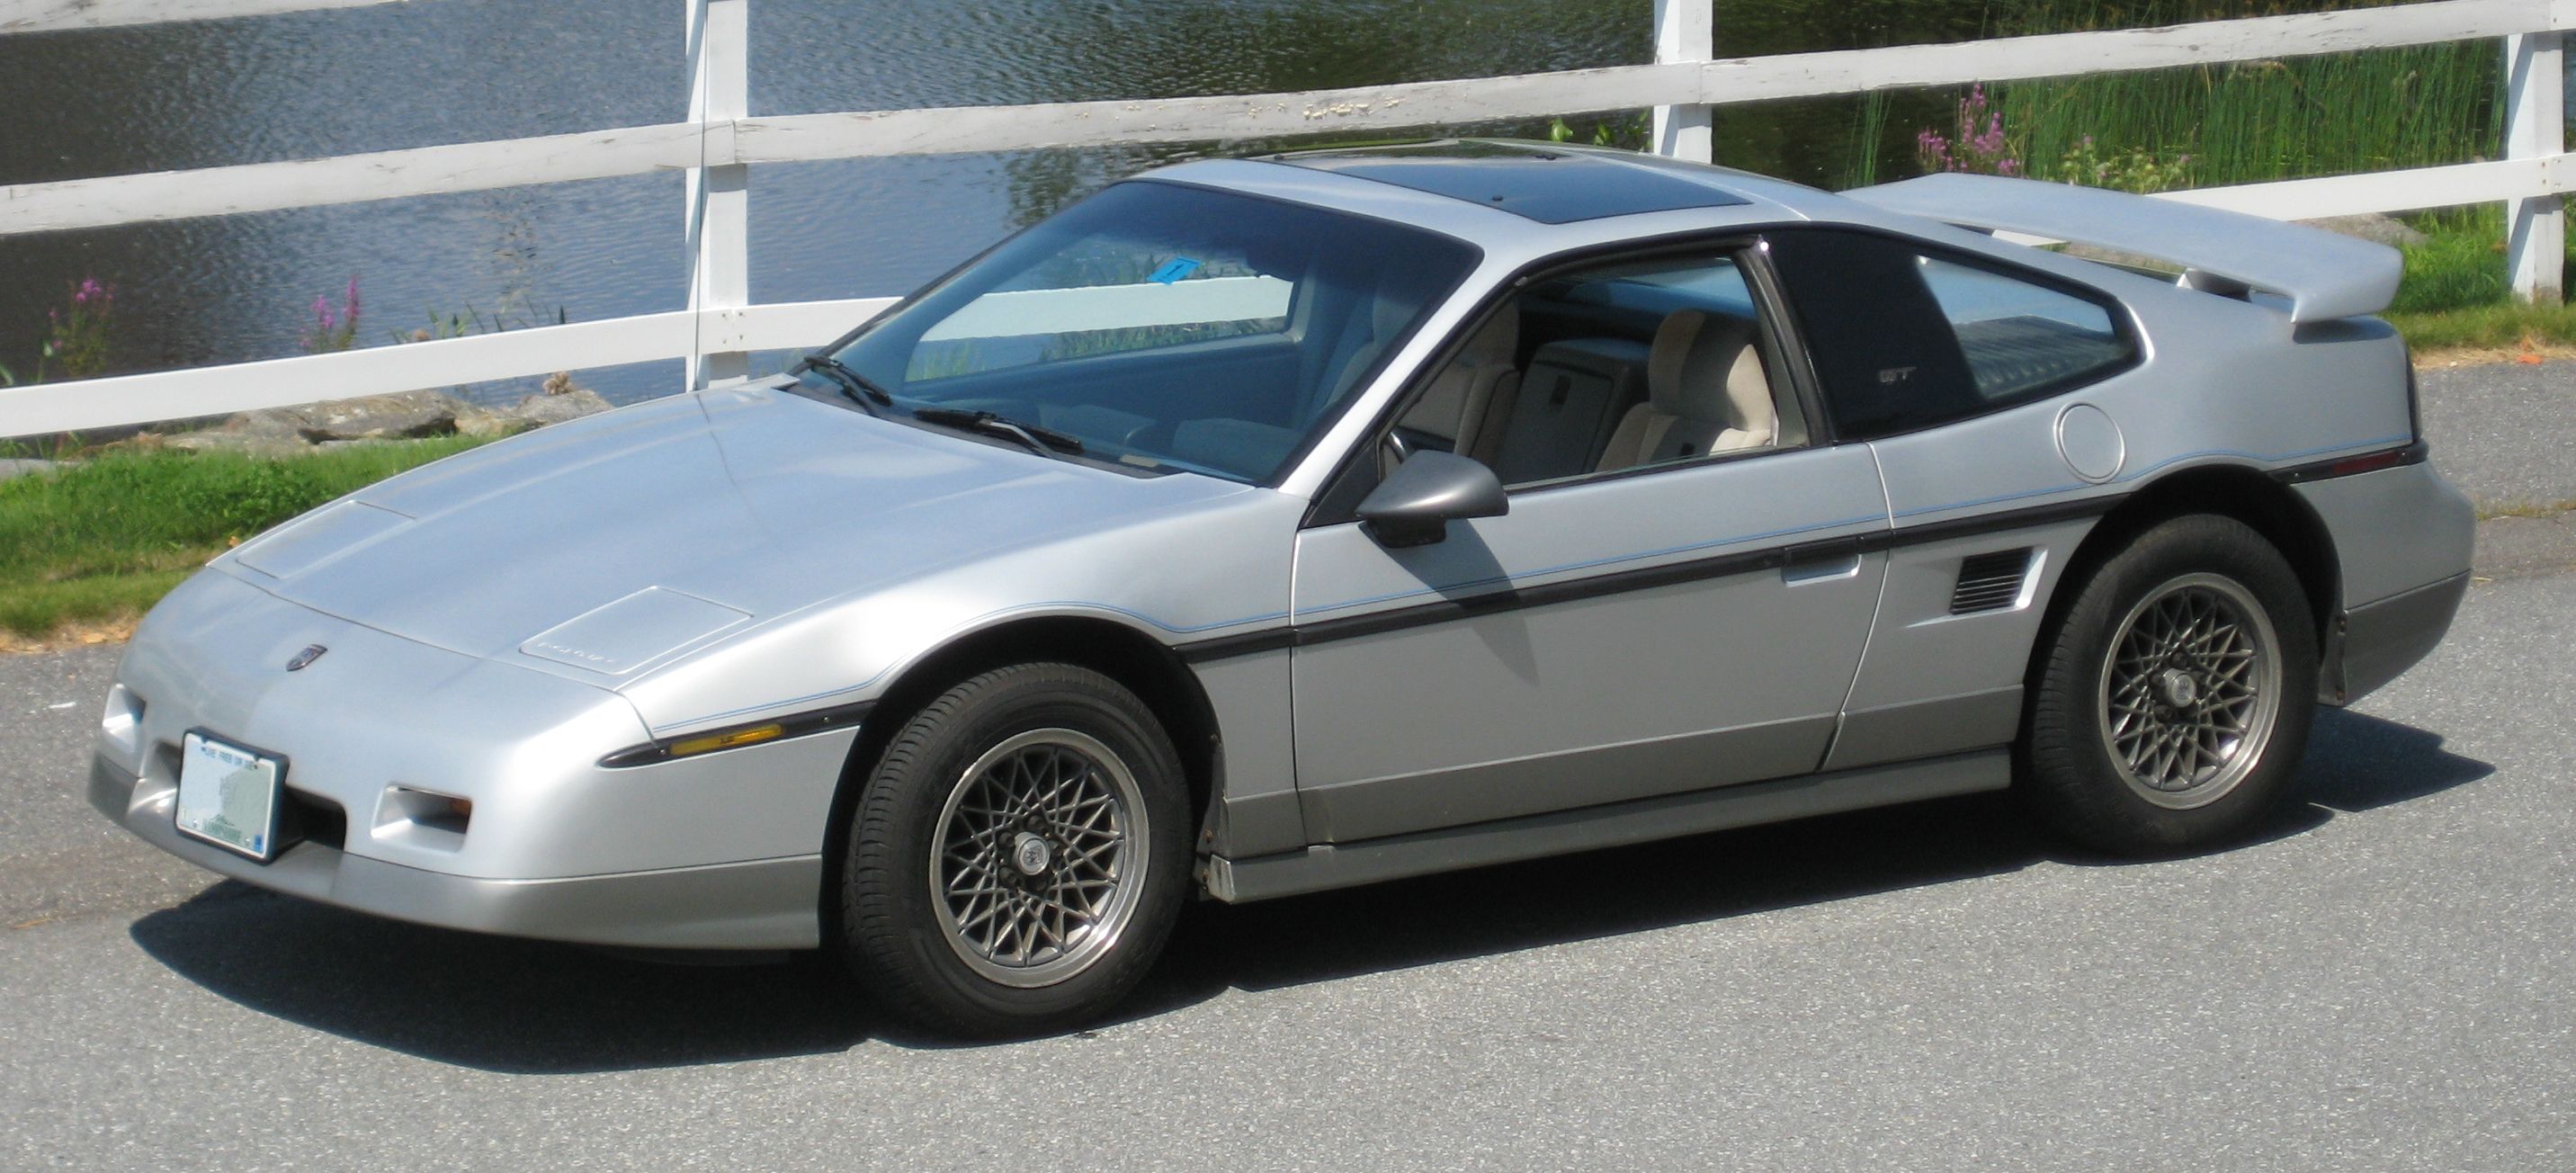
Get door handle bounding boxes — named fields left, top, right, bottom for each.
left=1781, top=536, right=1863, bottom=585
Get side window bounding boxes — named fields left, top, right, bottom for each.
left=1916, top=256, right=2135, bottom=402
left=1381, top=249, right=1808, bottom=492
left=1765, top=230, right=1981, bottom=441
left=1767, top=229, right=2133, bottom=440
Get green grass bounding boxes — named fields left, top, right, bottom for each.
left=2393, top=219, right=2512, bottom=315
left=2379, top=208, right=2576, bottom=349
left=0, top=437, right=485, bottom=637
left=1850, top=3, right=2521, bottom=336
left=2387, top=302, right=2576, bottom=353
left=1993, top=2, right=2497, bottom=189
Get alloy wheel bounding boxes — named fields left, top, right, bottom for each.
left=2095, top=572, right=2285, bottom=810
left=928, top=728, right=1149, bottom=988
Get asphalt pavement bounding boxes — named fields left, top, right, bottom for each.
left=0, top=361, right=2570, bottom=1169
left=2416, top=361, right=2576, bottom=514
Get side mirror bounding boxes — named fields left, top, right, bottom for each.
left=1355, top=450, right=1507, bottom=549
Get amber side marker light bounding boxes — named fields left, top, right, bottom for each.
left=596, top=701, right=876, bottom=768
left=668, top=723, right=784, bottom=758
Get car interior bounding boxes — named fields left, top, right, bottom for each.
left=1382, top=254, right=1809, bottom=490
left=897, top=253, right=1462, bottom=483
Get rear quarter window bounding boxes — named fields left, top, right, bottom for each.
left=1916, top=255, right=2134, bottom=403
left=1767, top=229, right=2136, bottom=441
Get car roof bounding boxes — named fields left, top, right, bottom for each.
left=1143, top=139, right=1838, bottom=253
left=1264, top=140, right=1754, bottom=223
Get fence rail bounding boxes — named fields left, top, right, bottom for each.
left=0, top=0, right=2564, bottom=438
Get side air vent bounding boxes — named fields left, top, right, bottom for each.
left=1950, top=549, right=2035, bottom=614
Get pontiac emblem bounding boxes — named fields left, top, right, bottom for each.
left=285, top=644, right=327, bottom=672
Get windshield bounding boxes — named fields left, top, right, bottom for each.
left=824, top=179, right=1480, bottom=484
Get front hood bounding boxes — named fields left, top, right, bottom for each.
left=219, top=383, right=1250, bottom=674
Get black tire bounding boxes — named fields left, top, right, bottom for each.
left=2022, top=515, right=2319, bottom=855
left=839, top=663, right=1191, bottom=1038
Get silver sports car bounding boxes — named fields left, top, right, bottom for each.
left=91, top=141, right=2472, bottom=1036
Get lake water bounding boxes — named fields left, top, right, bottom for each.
left=0, top=0, right=1664, bottom=406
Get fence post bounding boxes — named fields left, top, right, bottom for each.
left=2505, top=30, right=2564, bottom=306
left=1651, top=0, right=1712, bottom=163
left=684, top=0, right=750, bottom=387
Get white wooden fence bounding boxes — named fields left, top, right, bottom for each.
left=0, top=0, right=2565, bottom=439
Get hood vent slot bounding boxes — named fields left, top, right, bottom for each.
left=1951, top=549, right=2035, bottom=614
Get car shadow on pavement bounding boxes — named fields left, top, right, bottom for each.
left=129, top=888, right=877, bottom=1073
left=2296, top=706, right=2496, bottom=813
left=1129, top=707, right=2492, bottom=1008
left=128, top=709, right=2488, bottom=1068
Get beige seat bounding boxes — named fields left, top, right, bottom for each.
left=1388, top=311, right=1521, bottom=473
left=1595, top=309, right=1775, bottom=472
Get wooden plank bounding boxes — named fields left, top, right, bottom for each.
left=2505, top=31, right=2567, bottom=303
left=740, top=0, right=2559, bottom=161
left=1692, top=0, right=2567, bottom=103
left=2153, top=157, right=2569, bottom=220
left=0, top=121, right=702, bottom=237
left=734, top=63, right=1695, bottom=162
left=684, top=0, right=749, bottom=387
left=716, top=298, right=899, bottom=353
left=0, top=312, right=693, bottom=438
left=7, top=0, right=2561, bottom=232
left=1651, top=0, right=1713, bottom=164
left=0, top=300, right=914, bottom=438
left=0, top=0, right=410, bottom=35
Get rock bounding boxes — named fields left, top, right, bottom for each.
left=496, top=388, right=611, bottom=429
left=279, top=390, right=468, bottom=442
left=455, top=389, right=606, bottom=437
left=162, top=430, right=312, bottom=458
left=2297, top=213, right=2429, bottom=248
left=211, top=408, right=319, bottom=443
left=193, top=390, right=467, bottom=448
left=0, top=458, right=57, bottom=482
left=161, top=384, right=607, bottom=453
left=453, top=405, right=536, bottom=439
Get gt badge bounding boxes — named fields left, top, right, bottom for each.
left=285, top=644, right=328, bottom=672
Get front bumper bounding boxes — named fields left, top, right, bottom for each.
left=91, top=754, right=822, bottom=949
left=89, top=568, right=861, bottom=951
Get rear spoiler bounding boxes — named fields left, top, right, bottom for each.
left=1845, top=173, right=2402, bottom=324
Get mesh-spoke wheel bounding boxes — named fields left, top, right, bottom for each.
left=839, top=663, right=1189, bottom=1038
left=2024, top=515, right=2317, bottom=855
left=931, top=729, right=1149, bottom=988
left=2097, top=573, right=2284, bottom=810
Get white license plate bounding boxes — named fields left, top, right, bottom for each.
left=175, top=731, right=285, bottom=862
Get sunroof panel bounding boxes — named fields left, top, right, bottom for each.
left=1275, top=142, right=1749, bottom=224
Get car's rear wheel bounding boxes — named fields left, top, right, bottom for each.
left=839, top=663, right=1189, bottom=1038
left=2022, top=515, right=2318, bottom=855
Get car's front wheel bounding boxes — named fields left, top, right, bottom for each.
left=839, top=663, right=1190, bottom=1038
left=2022, top=514, right=2319, bottom=855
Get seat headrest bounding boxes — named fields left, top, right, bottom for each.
left=1647, top=309, right=1775, bottom=435
left=1371, top=286, right=1413, bottom=339
left=1458, top=307, right=1518, bottom=367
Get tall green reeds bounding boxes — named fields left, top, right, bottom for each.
left=1992, top=1, right=2500, bottom=187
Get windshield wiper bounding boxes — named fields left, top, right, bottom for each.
left=794, top=353, right=893, bottom=412
left=909, top=407, right=1086, bottom=458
